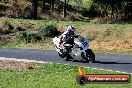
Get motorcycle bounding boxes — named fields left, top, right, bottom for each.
left=53, top=35, right=95, bottom=63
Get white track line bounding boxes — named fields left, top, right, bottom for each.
left=0, top=57, right=132, bottom=74
left=85, top=67, right=131, bottom=74
left=0, top=57, right=51, bottom=64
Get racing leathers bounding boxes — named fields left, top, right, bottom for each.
left=59, top=31, right=78, bottom=49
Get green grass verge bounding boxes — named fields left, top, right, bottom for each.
left=0, top=63, right=131, bottom=88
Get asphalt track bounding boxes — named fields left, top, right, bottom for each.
left=0, top=48, right=132, bottom=73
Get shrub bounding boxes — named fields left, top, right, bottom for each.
left=13, top=23, right=36, bottom=32
left=27, top=32, right=37, bottom=43
left=18, top=31, right=40, bottom=43
left=18, top=31, right=27, bottom=42
left=38, top=24, right=58, bottom=39
left=0, top=20, right=13, bottom=34
left=0, top=35, right=11, bottom=45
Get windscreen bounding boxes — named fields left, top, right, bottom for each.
left=74, top=36, right=85, bottom=43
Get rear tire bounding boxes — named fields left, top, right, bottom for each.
left=64, top=53, right=71, bottom=61
left=58, top=52, right=65, bottom=58
left=58, top=52, right=70, bottom=61
left=64, top=57, right=69, bottom=61
left=86, top=49, right=95, bottom=63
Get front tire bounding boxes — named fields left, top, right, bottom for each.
left=86, top=49, right=95, bottom=63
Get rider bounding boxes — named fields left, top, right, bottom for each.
left=59, top=26, right=78, bottom=49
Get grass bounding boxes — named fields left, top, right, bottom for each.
left=0, top=17, right=132, bottom=55
left=0, top=17, right=131, bottom=32
left=2, top=17, right=131, bottom=28
left=0, top=62, right=132, bottom=88
left=92, top=49, right=132, bottom=55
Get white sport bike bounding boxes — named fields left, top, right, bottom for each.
left=53, top=36, right=95, bottom=63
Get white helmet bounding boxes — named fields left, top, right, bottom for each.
left=66, top=26, right=75, bottom=32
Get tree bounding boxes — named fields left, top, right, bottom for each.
left=31, top=0, right=38, bottom=19
left=63, top=0, right=67, bottom=18
left=42, top=0, right=45, bottom=12
left=74, top=0, right=82, bottom=13
left=42, top=0, right=56, bottom=12
left=50, top=0, right=55, bottom=11
left=91, top=0, right=132, bottom=19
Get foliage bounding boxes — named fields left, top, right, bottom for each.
left=38, top=24, right=58, bottom=39
left=0, top=35, right=10, bottom=45
left=18, top=24, right=58, bottom=43
left=74, top=0, right=82, bottom=9
left=0, top=20, right=13, bottom=34
left=91, top=0, right=132, bottom=19
left=18, top=31, right=40, bottom=43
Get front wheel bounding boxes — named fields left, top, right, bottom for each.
left=86, top=49, right=95, bottom=63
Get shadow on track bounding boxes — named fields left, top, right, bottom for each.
left=68, top=59, right=132, bottom=64
left=94, top=61, right=132, bottom=64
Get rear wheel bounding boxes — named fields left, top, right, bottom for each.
left=86, top=49, right=95, bottom=63
left=64, top=53, right=71, bottom=61
left=58, top=52, right=65, bottom=58
left=58, top=52, right=70, bottom=61
left=63, top=47, right=72, bottom=61
left=64, top=57, right=69, bottom=61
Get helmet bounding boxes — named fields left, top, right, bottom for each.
left=66, top=26, right=75, bottom=32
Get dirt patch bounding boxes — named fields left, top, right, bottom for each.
left=0, top=60, right=34, bottom=70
